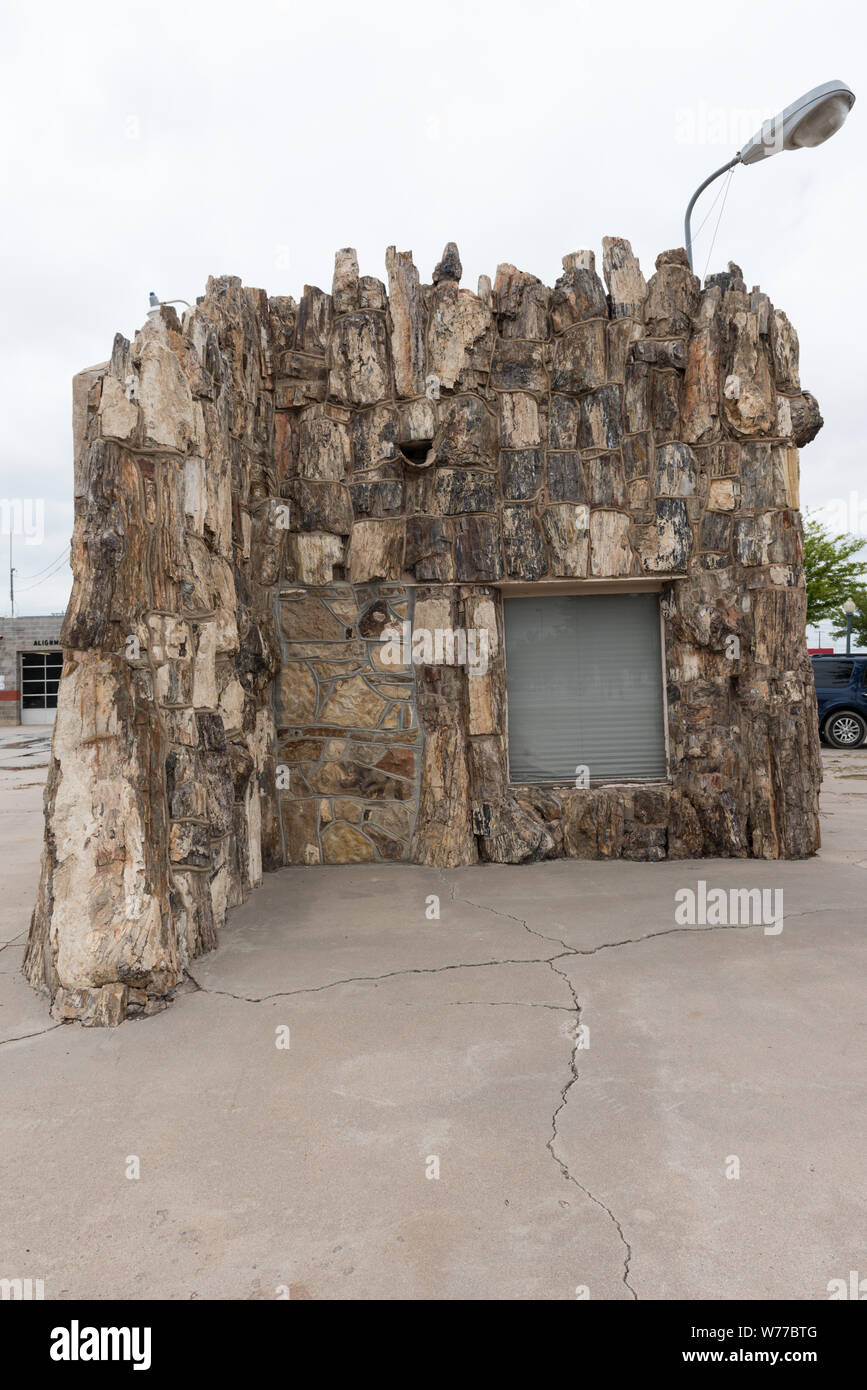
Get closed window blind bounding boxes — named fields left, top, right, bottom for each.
left=504, top=593, right=667, bottom=784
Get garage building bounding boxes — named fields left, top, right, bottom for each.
left=0, top=617, right=63, bottom=726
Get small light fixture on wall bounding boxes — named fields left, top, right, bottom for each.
left=684, top=79, right=855, bottom=272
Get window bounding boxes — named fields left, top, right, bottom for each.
left=20, top=651, right=63, bottom=710
left=504, top=593, right=667, bottom=784
left=813, top=659, right=854, bottom=689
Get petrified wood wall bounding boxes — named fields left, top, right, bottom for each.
left=25, top=280, right=288, bottom=1024
left=26, top=238, right=824, bottom=1023
left=274, top=241, right=822, bottom=870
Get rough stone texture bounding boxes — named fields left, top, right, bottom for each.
left=28, top=240, right=824, bottom=1023
left=26, top=284, right=284, bottom=1024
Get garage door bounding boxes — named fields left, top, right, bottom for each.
left=504, top=592, right=668, bottom=784
left=20, top=650, right=63, bottom=726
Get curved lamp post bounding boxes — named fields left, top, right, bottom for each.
left=684, top=80, right=856, bottom=271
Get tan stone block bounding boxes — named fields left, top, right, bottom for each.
left=191, top=620, right=218, bottom=709
left=328, top=312, right=391, bottom=405
left=373, top=683, right=411, bottom=699
left=318, top=675, right=387, bottom=727
left=371, top=803, right=411, bottom=839
left=280, top=597, right=345, bottom=642
left=278, top=664, right=318, bottom=722
left=218, top=676, right=246, bottom=732
left=321, top=822, right=375, bottom=863
left=370, top=641, right=410, bottom=675
left=426, top=282, right=493, bottom=391
left=386, top=247, right=425, bottom=398
left=589, top=510, right=633, bottom=577
left=602, top=237, right=648, bottom=318
left=413, top=596, right=452, bottom=641
left=287, top=533, right=344, bottom=584
left=298, top=409, right=351, bottom=480
left=281, top=800, right=321, bottom=865
left=99, top=376, right=139, bottom=441
left=722, top=311, right=776, bottom=437
left=312, top=659, right=365, bottom=679
left=138, top=334, right=195, bottom=453
left=347, top=520, right=404, bottom=583
left=542, top=504, right=589, bottom=577
left=500, top=392, right=541, bottom=447
left=468, top=670, right=495, bottom=735
left=628, top=479, right=650, bottom=511
left=707, top=479, right=737, bottom=512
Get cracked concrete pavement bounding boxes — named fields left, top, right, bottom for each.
left=1, top=725, right=865, bottom=1300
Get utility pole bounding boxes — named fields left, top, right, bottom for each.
left=9, top=534, right=14, bottom=619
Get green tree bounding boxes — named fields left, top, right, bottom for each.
left=802, top=517, right=867, bottom=628
left=830, top=590, right=867, bottom=651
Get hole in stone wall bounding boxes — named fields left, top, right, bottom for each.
left=398, top=440, right=434, bottom=468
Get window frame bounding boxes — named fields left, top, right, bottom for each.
left=499, top=580, right=673, bottom=789
left=19, top=649, right=63, bottom=711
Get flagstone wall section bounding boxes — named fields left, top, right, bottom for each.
left=276, top=583, right=420, bottom=864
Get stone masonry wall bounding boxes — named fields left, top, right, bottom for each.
left=277, top=582, right=420, bottom=864
left=25, top=238, right=824, bottom=1023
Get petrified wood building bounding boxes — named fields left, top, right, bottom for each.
left=25, top=239, right=824, bottom=1024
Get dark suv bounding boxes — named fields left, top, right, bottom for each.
left=811, top=655, right=867, bottom=748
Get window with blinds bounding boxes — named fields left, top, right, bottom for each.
left=504, top=593, right=667, bottom=784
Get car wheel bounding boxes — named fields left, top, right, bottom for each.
left=824, top=711, right=867, bottom=748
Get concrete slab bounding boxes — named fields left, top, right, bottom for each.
left=0, top=727, right=50, bottom=946
left=1, top=732, right=865, bottom=1300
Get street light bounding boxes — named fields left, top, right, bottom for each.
left=147, top=292, right=192, bottom=321
left=684, top=80, right=856, bottom=271
left=843, top=597, right=857, bottom=656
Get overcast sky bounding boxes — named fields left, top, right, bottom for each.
left=1, top=0, right=863, bottom=631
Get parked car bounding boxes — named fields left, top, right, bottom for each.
left=811, top=655, right=867, bottom=748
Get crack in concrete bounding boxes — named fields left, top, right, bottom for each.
left=0, top=929, right=27, bottom=956
left=529, top=906, right=844, bottom=961
left=453, top=892, right=574, bottom=953
left=441, top=885, right=640, bottom=1297
left=184, top=892, right=841, bottom=1300
left=444, top=1000, right=573, bottom=1011
left=447, top=886, right=840, bottom=960
left=566, top=922, right=754, bottom=956
left=185, top=954, right=561, bottom=1004
left=544, top=954, right=638, bottom=1300
left=0, top=1021, right=67, bottom=1048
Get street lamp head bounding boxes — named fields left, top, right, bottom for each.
left=740, top=80, right=855, bottom=165
left=843, top=598, right=858, bottom=615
